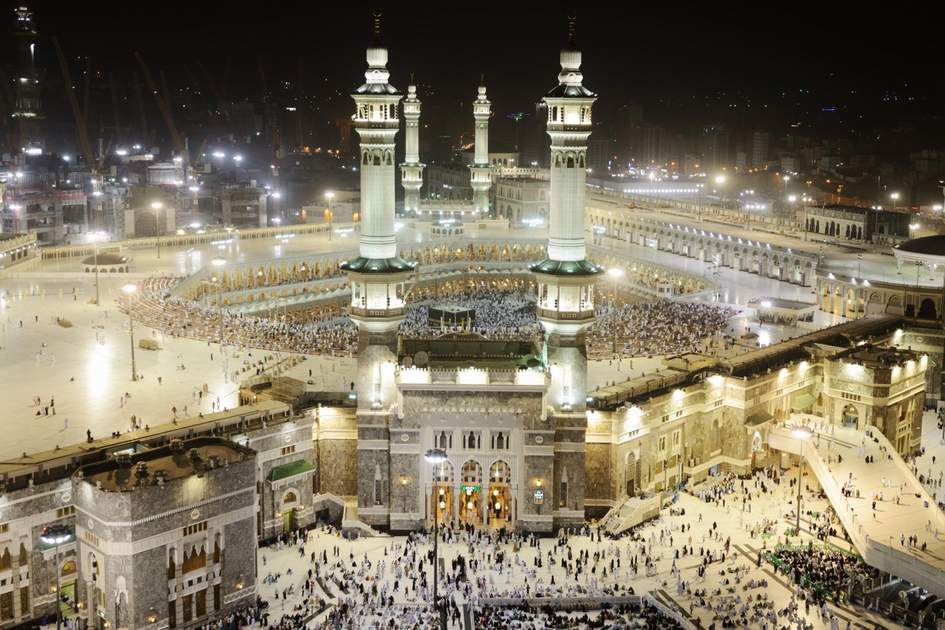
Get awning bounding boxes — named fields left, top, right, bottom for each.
left=745, top=410, right=774, bottom=427
left=791, top=392, right=815, bottom=410
left=267, top=460, right=315, bottom=482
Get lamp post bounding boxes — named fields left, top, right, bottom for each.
left=424, top=447, right=447, bottom=630
left=325, top=191, right=335, bottom=241
left=41, top=524, right=74, bottom=630
left=121, top=284, right=138, bottom=381
left=791, top=426, right=812, bottom=536
left=151, top=201, right=164, bottom=259
left=400, top=476, right=408, bottom=513
left=93, top=240, right=101, bottom=306
left=211, top=257, right=227, bottom=377
left=271, top=191, right=282, bottom=226
left=607, top=267, right=624, bottom=357
left=713, top=174, right=726, bottom=221
left=890, top=191, right=901, bottom=211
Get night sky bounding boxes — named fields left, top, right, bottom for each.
left=14, top=2, right=945, bottom=147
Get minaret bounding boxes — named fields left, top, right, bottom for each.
left=469, top=81, right=492, bottom=215
left=529, top=16, right=601, bottom=531
left=400, top=79, right=424, bottom=216
left=343, top=14, right=413, bottom=531
left=11, top=5, right=43, bottom=153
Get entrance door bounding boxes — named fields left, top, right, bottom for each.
left=282, top=508, right=296, bottom=534
left=488, top=485, right=511, bottom=528
left=195, top=588, right=207, bottom=618
left=431, top=484, right=453, bottom=525
left=182, top=595, right=193, bottom=624
left=459, top=486, right=482, bottom=526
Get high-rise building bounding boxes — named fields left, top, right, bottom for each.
left=10, top=5, right=43, bottom=154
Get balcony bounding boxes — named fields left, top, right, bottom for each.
left=349, top=306, right=405, bottom=318
left=537, top=308, right=595, bottom=321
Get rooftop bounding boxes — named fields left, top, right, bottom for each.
left=76, top=437, right=254, bottom=492
left=896, top=235, right=945, bottom=256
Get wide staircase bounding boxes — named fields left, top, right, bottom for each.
left=768, top=421, right=945, bottom=598
left=600, top=493, right=662, bottom=536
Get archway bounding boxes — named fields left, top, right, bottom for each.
left=841, top=404, right=859, bottom=429
left=918, top=298, right=937, bottom=320
left=459, top=460, right=483, bottom=527
left=431, top=460, right=454, bottom=525
left=487, top=460, right=511, bottom=528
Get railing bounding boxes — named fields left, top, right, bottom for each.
left=768, top=424, right=945, bottom=599
left=537, top=308, right=596, bottom=321
left=349, top=306, right=405, bottom=318
left=40, top=222, right=354, bottom=260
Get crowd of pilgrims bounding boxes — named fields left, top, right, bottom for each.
left=474, top=602, right=682, bottom=629
left=126, top=277, right=737, bottom=361
left=213, top=456, right=895, bottom=630
left=587, top=301, right=737, bottom=359
left=307, top=524, right=688, bottom=629
left=399, top=290, right=543, bottom=340
left=768, top=545, right=878, bottom=604
left=120, top=277, right=358, bottom=355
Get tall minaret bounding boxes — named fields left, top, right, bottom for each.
left=400, top=79, right=424, bottom=216
left=343, top=14, right=413, bottom=531
left=469, top=81, right=492, bottom=215
left=529, top=16, right=601, bottom=531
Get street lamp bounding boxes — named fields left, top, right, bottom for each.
left=713, top=174, right=727, bottom=220
left=607, top=267, right=624, bottom=357
left=325, top=191, right=335, bottom=241
left=41, top=524, right=74, bottom=630
left=790, top=426, right=812, bottom=536
left=890, top=191, right=901, bottom=210
left=271, top=191, right=282, bottom=226
left=211, top=257, right=227, bottom=362
left=121, top=284, right=138, bottom=381
left=424, top=447, right=447, bottom=630
left=151, top=201, right=164, bottom=259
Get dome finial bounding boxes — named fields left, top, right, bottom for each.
left=567, top=15, right=576, bottom=47
left=372, top=10, right=382, bottom=45
left=410, top=71, right=415, bottom=85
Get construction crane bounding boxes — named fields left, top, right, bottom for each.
left=52, top=36, right=99, bottom=175
left=134, top=52, right=185, bottom=158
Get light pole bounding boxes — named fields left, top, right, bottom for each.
left=713, top=174, right=726, bottom=221
left=424, top=447, right=447, bottom=630
left=607, top=267, right=624, bottom=357
left=890, top=191, right=901, bottom=211
left=325, top=191, right=335, bottom=241
left=211, top=257, right=227, bottom=374
left=271, top=191, right=282, bottom=226
left=151, top=201, right=164, bottom=259
left=93, top=240, right=101, bottom=306
left=791, top=426, right=812, bottom=536
left=41, top=524, right=74, bottom=630
left=122, top=284, right=138, bottom=381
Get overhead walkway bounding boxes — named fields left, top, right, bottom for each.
left=768, top=421, right=945, bottom=598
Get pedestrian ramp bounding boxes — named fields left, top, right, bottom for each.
left=768, top=421, right=945, bottom=599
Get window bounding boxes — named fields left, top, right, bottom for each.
left=280, top=445, right=295, bottom=456
left=56, top=506, right=75, bottom=519
left=0, top=524, right=7, bottom=534
left=183, top=521, right=208, bottom=537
